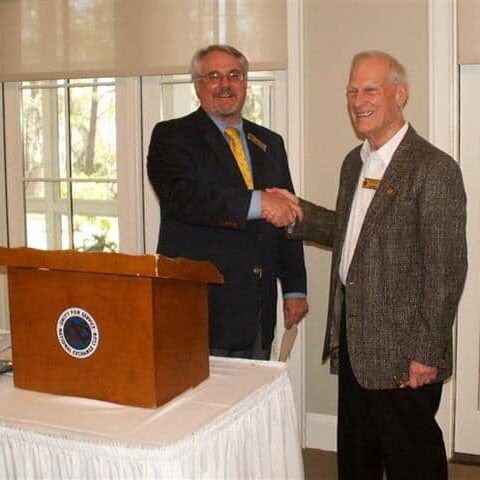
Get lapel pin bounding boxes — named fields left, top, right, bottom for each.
left=385, top=185, right=396, bottom=198
left=247, top=133, right=267, bottom=152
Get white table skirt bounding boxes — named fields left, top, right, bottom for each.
left=0, top=357, right=304, bottom=480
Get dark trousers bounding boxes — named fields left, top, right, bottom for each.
left=209, top=315, right=271, bottom=360
left=338, top=314, right=448, bottom=480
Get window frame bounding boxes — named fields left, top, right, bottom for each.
left=0, top=85, right=9, bottom=330
left=3, top=78, right=145, bottom=254
left=141, top=71, right=287, bottom=253
left=0, top=71, right=288, bottom=331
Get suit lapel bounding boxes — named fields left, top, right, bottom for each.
left=339, top=157, right=362, bottom=245
left=244, top=123, right=266, bottom=189
left=334, top=154, right=362, bottom=273
left=352, top=127, right=416, bottom=260
left=193, top=108, right=248, bottom=187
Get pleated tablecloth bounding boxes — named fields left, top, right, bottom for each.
left=0, top=357, right=304, bottom=480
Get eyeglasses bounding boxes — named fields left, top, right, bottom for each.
left=198, top=70, right=245, bottom=84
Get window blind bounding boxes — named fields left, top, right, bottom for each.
left=0, top=0, right=287, bottom=81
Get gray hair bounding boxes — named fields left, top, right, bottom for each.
left=190, top=45, right=249, bottom=81
left=351, top=50, right=408, bottom=85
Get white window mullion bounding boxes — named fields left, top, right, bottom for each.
left=64, top=81, right=74, bottom=250
left=141, top=76, right=162, bottom=254
left=43, top=90, right=62, bottom=250
left=0, top=85, right=7, bottom=246
left=0, top=84, right=10, bottom=330
left=116, top=77, right=145, bottom=254
left=4, top=82, right=26, bottom=247
left=25, top=197, right=117, bottom=217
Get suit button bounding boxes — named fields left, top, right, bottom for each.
left=253, top=267, right=262, bottom=279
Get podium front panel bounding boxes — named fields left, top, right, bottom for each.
left=8, top=266, right=209, bottom=407
left=152, top=278, right=209, bottom=405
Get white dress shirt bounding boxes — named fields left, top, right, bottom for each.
left=339, top=123, right=409, bottom=285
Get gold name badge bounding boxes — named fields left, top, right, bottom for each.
left=362, top=177, right=380, bottom=190
left=247, top=133, right=267, bottom=152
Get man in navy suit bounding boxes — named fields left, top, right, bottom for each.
left=147, top=45, right=308, bottom=359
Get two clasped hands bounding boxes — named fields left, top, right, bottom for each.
left=261, top=188, right=301, bottom=228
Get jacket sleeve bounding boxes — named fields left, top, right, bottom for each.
left=286, top=199, right=335, bottom=248
left=147, top=121, right=252, bottom=230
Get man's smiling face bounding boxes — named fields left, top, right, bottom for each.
left=346, top=56, right=407, bottom=150
left=194, top=50, right=247, bottom=125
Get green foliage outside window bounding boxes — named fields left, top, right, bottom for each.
left=21, top=79, right=119, bottom=252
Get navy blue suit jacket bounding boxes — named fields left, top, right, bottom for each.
left=147, top=108, right=306, bottom=349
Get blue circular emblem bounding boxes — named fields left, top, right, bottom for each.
left=57, top=307, right=99, bottom=358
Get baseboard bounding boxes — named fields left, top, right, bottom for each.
left=305, top=412, right=337, bottom=452
left=451, top=452, right=480, bottom=465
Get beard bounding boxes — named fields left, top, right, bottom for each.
left=212, top=87, right=243, bottom=117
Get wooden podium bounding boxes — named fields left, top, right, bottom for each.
left=0, top=247, right=222, bottom=408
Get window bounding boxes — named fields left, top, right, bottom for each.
left=157, top=72, right=276, bottom=124
left=4, top=77, right=143, bottom=254
left=141, top=71, right=285, bottom=252
left=4, top=71, right=284, bottom=255
left=140, top=71, right=289, bottom=361
left=1, top=71, right=288, bottom=339
left=20, top=78, right=118, bottom=252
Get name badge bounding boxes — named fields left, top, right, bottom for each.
left=362, top=177, right=380, bottom=190
left=247, top=133, right=267, bottom=152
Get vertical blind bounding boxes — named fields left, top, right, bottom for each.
left=0, top=0, right=287, bottom=81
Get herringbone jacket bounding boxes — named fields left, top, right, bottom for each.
left=289, top=126, right=467, bottom=389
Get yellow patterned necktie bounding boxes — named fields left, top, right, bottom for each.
left=225, top=127, right=254, bottom=190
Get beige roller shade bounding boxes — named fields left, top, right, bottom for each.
left=458, top=0, right=480, bottom=64
left=0, top=0, right=287, bottom=81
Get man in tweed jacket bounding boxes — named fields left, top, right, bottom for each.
left=274, top=51, right=467, bottom=479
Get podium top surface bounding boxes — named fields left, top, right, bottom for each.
left=0, top=247, right=223, bottom=284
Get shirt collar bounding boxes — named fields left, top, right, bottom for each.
left=360, top=122, right=409, bottom=167
left=208, top=114, right=243, bottom=134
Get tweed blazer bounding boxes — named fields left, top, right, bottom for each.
left=147, top=108, right=306, bottom=350
left=290, top=126, right=467, bottom=389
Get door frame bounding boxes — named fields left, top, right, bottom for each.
left=428, top=0, right=468, bottom=458
left=454, top=65, right=480, bottom=459
left=286, top=0, right=306, bottom=445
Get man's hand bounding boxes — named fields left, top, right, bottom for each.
left=409, top=360, right=438, bottom=389
left=283, top=298, right=309, bottom=329
left=261, top=190, right=303, bottom=227
left=266, top=187, right=299, bottom=205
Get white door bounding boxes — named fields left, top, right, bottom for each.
left=455, top=64, right=480, bottom=456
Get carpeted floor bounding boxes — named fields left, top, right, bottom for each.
left=303, top=449, right=480, bottom=479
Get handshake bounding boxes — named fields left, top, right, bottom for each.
left=261, top=188, right=302, bottom=228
